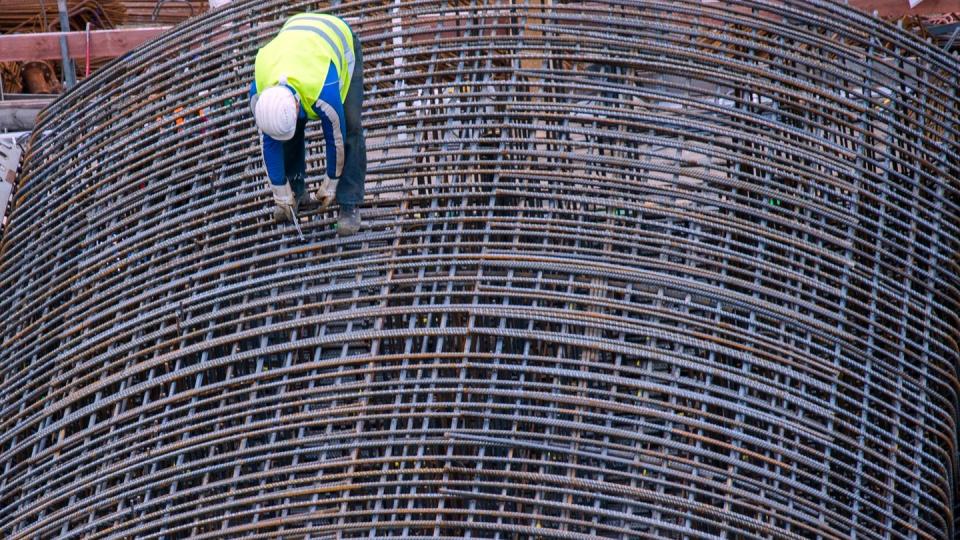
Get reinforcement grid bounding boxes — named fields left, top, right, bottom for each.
left=0, top=0, right=958, bottom=538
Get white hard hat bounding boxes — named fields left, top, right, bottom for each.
left=254, top=85, right=298, bottom=141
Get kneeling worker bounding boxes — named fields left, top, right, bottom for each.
left=250, top=13, right=366, bottom=235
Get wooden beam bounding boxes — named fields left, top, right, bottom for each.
left=0, top=27, right=171, bottom=63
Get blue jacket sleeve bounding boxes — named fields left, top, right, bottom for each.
left=262, top=134, right=286, bottom=185
left=312, top=62, right=346, bottom=179
left=250, top=80, right=286, bottom=186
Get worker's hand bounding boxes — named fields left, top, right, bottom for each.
left=270, top=182, right=296, bottom=222
left=273, top=205, right=294, bottom=223
left=315, top=176, right=338, bottom=209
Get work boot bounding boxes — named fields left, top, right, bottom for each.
left=337, top=205, right=361, bottom=236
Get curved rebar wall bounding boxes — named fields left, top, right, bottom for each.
left=1, top=0, right=958, bottom=537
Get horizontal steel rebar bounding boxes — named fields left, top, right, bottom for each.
left=0, top=0, right=959, bottom=538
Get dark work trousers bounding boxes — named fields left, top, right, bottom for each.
left=283, top=33, right=366, bottom=208
left=284, top=117, right=308, bottom=200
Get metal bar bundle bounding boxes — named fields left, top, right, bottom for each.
left=0, top=0, right=127, bottom=33
left=0, top=0, right=958, bottom=538
left=122, top=0, right=207, bottom=24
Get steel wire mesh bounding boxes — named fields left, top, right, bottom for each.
left=0, top=0, right=959, bottom=538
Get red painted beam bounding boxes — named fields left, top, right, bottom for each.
left=0, top=27, right=171, bottom=63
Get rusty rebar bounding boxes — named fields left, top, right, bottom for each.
left=0, top=0, right=958, bottom=538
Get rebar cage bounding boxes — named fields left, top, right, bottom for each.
left=1, top=0, right=959, bottom=538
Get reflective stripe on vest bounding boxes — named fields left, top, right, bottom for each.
left=254, top=13, right=356, bottom=118
left=281, top=15, right=355, bottom=84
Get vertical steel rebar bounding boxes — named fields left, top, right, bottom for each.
left=56, top=0, right=76, bottom=89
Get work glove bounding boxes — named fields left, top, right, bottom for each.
left=315, top=176, right=338, bottom=209
left=297, top=190, right=319, bottom=210
left=270, top=182, right=296, bottom=223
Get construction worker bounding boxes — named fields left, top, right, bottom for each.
left=249, top=13, right=366, bottom=235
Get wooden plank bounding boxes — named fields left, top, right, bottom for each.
left=0, top=27, right=170, bottom=63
